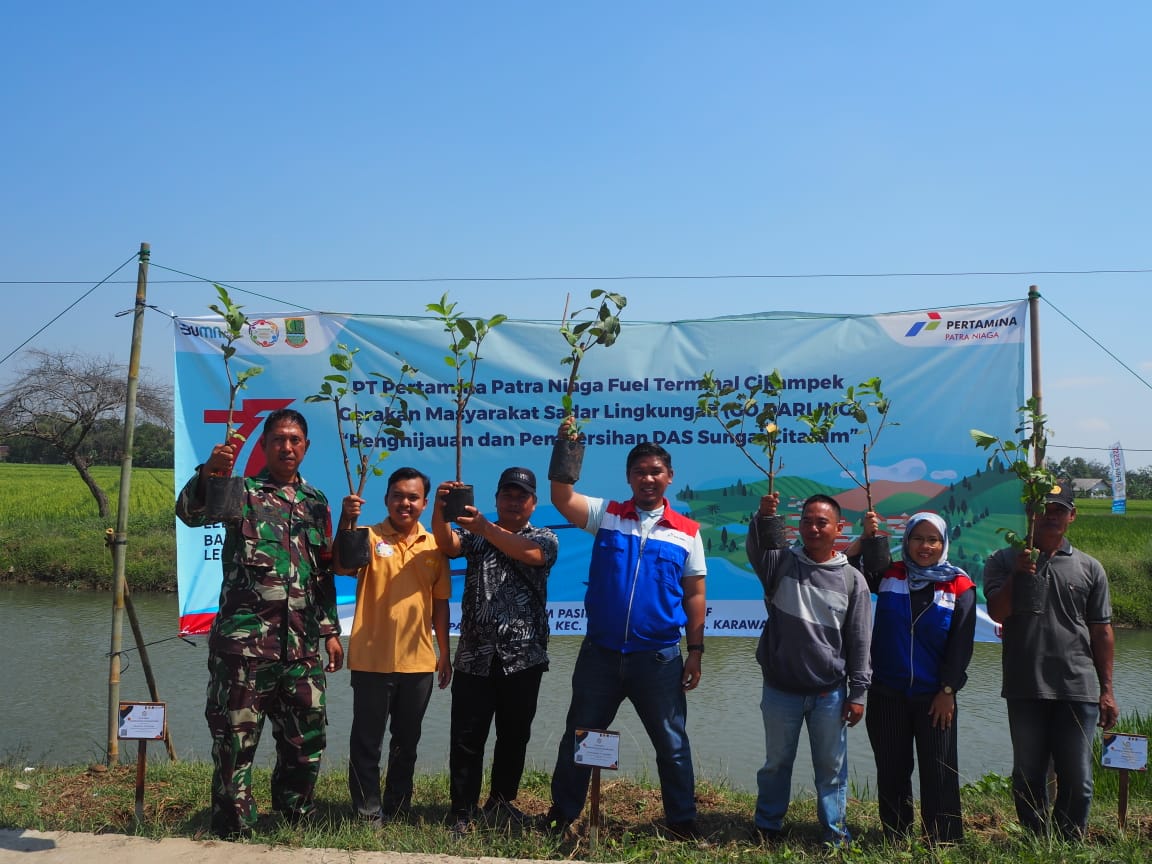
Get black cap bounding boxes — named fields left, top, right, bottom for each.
left=498, top=467, right=536, bottom=495
left=1045, top=480, right=1076, bottom=511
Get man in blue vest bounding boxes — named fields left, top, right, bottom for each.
left=544, top=423, right=707, bottom=840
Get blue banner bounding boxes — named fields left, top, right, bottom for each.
left=175, top=301, right=1027, bottom=642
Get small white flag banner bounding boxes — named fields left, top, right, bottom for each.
left=1109, top=442, right=1127, bottom=514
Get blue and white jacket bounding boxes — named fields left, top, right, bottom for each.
left=871, top=561, right=976, bottom=696
left=585, top=498, right=701, bottom=653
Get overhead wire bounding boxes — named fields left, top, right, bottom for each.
left=0, top=251, right=138, bottom=367
left=1040, top=296, right=1152, bottom=395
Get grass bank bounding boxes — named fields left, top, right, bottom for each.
left=2, top=760, right=1150, bottom=863
left=3, top=466, right=1151, bottom=625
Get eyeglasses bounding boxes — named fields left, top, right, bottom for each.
left=908, top=535, right=943, bottom=546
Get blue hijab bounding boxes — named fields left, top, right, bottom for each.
left=901, top=512, right=967, bottom=591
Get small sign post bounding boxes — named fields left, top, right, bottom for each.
left=574, top=728, right=620, bottom=852
left=118, top=702, right=167, bottom=824
left=1100, top=732, right=1147, bottom=830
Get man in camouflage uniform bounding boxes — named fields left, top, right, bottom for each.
left=177, top=408, right=344, bottom=839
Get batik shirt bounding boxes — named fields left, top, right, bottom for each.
left=452, top=523, right=558, bottom=676
left=177, top=469, right=340, bottom=660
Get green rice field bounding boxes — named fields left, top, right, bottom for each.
left=0, top=464, right=178, bottom=591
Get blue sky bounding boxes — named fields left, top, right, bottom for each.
left=3, top=2, right=1151, bottom=468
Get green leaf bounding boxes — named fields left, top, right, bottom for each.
left=969, top=430, right=998, bottom=448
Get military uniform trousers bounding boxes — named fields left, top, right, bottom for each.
left=205, top=652, right=328, bottom=835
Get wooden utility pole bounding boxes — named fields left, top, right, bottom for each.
left=106, top=243, right=150, bottom=764
left=1028, top=284, right=1043, bottom=450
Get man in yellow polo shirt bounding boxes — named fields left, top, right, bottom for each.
left=336, top=467, right=452, bottom=824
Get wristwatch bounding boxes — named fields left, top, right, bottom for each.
left=687, top=643, right=705, bottom=654
left=941, top=685, right=954, bottom=696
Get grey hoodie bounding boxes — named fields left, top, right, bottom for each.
left=746, top=515, right=872, bottom=703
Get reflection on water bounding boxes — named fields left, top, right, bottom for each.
left=4, top=583, right=1150, bottom=796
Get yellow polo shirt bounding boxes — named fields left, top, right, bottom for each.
left=347, top=519, right=451, bottom=674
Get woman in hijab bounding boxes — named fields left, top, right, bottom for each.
left=856, top=511, right=976, bottom=845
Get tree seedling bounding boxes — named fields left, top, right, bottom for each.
left=426, top=292, right=506, bottom=483
left=305, top=343, right=425, bottom=526
left=798, top=376, right=895, bottom=512
left=970, top=396, right=1058, bottom=557
left=695, top=369, right=786, bottom=494
left=207, top=284, right=263, bottom=474
left=558, top=289, right=626, bottom=435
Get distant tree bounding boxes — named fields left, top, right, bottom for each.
left=5, top=418, right=174, bottom=468
left=85, top=417, right=127, bottom=463
left=0, top=349, right=172, bottom=517
left=1126, top=467, right=1152, bottom=500
left=721, top=527, right=729, bottom=545
left=1049, top=456, right=1110, bottom=481
left=1, top=433, right=62, bottom=463
left=133, top=422, right=174, bottom=468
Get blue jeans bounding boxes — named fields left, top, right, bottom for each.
left=1007, top=698, right=1099, bottom=838
left=550, top=640, right=696, bottom=823
left=756, top=682, right=850, bottom=843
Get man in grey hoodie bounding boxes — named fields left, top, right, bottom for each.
left=745, top=492, right=872, bottom=845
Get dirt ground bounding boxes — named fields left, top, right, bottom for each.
left=0, top=830, right=575, bottom=864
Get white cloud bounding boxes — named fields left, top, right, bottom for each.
left=857, top=457, right=928, bottom=482
left=931, top=469, right=959, bottom=481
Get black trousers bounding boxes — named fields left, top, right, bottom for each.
left=449, top=661, right=545, bottom=816
left=347, top=670, right=434, bottom=817
left=865, top=685, right=963, bottom=843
